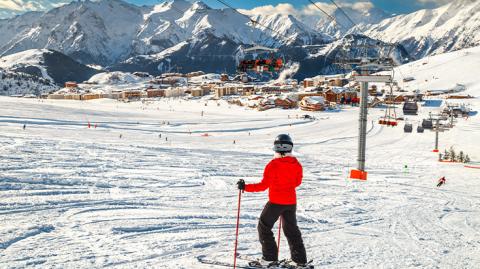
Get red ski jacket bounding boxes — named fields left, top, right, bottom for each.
left=245, top=156, right=303, bottom=205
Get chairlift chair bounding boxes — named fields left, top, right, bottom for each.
left=237, top=45, right=285, bottom=75
left=378, top=83, right=398, bottom=127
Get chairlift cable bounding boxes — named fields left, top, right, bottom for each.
left=328, top=0, right=357, bottom=28
left=306, top=0, right=349, bottom=32
left=214, top=0, right=296, bottom=45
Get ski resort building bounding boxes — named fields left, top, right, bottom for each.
left=164, top=87, right=185, bottom=98
left=186, top=87, right=210, bottom=97
left=214, top=86, right=239, bottom=98
left=122, top=91, right=143, bottom=100
left=300, top=96, right=326, bottom=111
left=323, top=87, right=357, bottom=103
left=65, top=81, right=78, bottom=88
left=147, top=89, right=166, bottom=98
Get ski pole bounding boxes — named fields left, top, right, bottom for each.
left=277, top=216, right=282, bottom=257
left=233, top=189, right=242, bottom=269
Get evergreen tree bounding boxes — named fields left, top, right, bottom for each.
left=459, top=151, right=465, bottom=162
left=449, top=146, right=456, bottom=161
left=464, top=155, right=470, bottom=163
left=443, top=149, right=450, bottom=161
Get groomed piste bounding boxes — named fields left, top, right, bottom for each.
left=1, top=46, right=480, bottom=268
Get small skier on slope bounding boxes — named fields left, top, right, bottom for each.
left=237, top=134, right=309, bottom=268
left=437, top=176, right=446, bottom=187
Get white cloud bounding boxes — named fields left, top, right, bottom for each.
left=240, top=3, right=300, bottom=17
left=241, top=1, right=376, bottom=18
left=416, top=0, right=452, bottom=4
left=0, top=0, right=68, bottom=12
left=0, top=0, right=24, bottom=11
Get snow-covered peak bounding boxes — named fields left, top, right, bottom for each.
left=356, top=0, right=480, bottom=58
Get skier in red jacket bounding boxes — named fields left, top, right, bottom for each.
left=237, top=134, right=308, bottom=267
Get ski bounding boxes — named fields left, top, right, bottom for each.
left=236, top=254, right=314, bottom=269
left=197, top=255, right=264, bottom=269
left=197, top=255, right=311, bottom=269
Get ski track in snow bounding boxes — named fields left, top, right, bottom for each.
left=0, top=96, right=479, bottom=268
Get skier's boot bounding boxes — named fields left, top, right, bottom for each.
left=248, top=258, right=280, bottom=268
left=280, top=259, right=314, bottom=269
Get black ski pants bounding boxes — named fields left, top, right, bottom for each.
left=258, top=202, right=307, bottom=264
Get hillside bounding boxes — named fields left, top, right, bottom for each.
left=356, top=0, right=480, bottom=59
left=0, top=49, right=100, bottom=86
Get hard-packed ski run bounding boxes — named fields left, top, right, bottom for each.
left=1, top=0, right=480, bottom=268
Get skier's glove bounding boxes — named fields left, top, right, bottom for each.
left=237, top=179, right=245, bottom=190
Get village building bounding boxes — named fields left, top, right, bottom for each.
left=214, top=85, right=239, bottom=98
left=303, top=78, right=315, bottom=88
left=274, top=96, right=297, bottom=109
left=147, top=89, right=166, bottom=98
left=82, top=93, right=102, bottom=101
left=188, top=87, right=210, bottom=97
left=164, top=87, right=185, bottom=98
left=122, top=90, right=143, bottom=100
left=323, top=87, right=357, bottom=103
left=300, top=96, right=326, bottom=111
left=65, top=81, right=78, bottom=88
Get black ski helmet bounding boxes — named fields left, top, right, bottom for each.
left=273, top=134, right=293, bottom=153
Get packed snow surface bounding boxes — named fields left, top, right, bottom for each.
left=1, top=47, right=480, bottom=268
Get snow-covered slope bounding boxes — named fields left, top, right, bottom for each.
left=0, top=44, right=479, bottom=267
left=357, top=0, right=480, bottom=59
left=393, top=45, right=480, bottom=94
left=0, top=68, right=58, bottom=96
left=0, top=49, right=100, bottom=85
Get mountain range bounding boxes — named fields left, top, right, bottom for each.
left=0, top=0, right=478, bottom=84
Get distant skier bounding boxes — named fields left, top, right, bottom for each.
left=437, top=176, right=446, bottom=187
left=237, top=134, right=308, bottom=268
left=22, top=124, right=26, bottom=130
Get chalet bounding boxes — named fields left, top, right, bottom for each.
left=327, top=78, right=349, bottom=87
left=323, top=87, right=357, bottom=103
left=220, top=74, right=229, bottom=81
left=64, top=94, right=82, bottom=100
left=186, top=71, right=205, bottom=78
left=258, top=98, right=276, bottom=111
left=303, top=78, right=314, bottom=88
left=82, top=93, right=101, bottom=101
left=384, top=94, right=406, bottom=104
left=296, top=92, right=324, bottom=102
left=133, top=72, right=150, bottom=78
left=147, top=89, right=166, bottom=98
left=214, top=86, right=238, bottom=98
left=239, top=85, right=256, bottom=96
left=164, top=87, right=185, bottom=98
left=65, top=81, right=78, bottom=88
left=189, top=88, right=210, bottom=97
left=274, top=97, right=297, bottom=109
left=122, top=91, right=143, bottom=100
left=102, top=92, right=123, bottom=99
left=47, top=94, right=66, bottom=100
left=300, top=96, right=325, bottom=111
